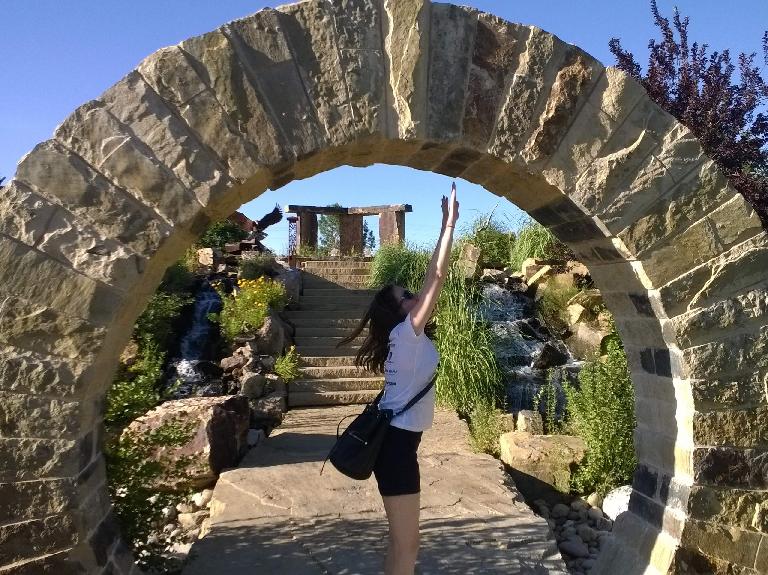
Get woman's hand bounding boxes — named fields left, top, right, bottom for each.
left=446, top=182, right=459, bottom=227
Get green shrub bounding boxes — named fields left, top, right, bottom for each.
left=460, top=216, right=515, bottom=269
left=105, top=418, right=197, bottom=572
left=468, top=401, right=505, bottom=457
left=197, top=220, right=248, bottom=249
left=239, top=253, right=276, bottom=280
left=434, top=267, right=504, bottom=415
left=134, top=291, right=193, bottom=351
left=105, top=339, right=166, bottom=427
left=275, top=345, right=301, bottom=382
left=159, top=261, right=196, bottom=294
left=533, top=368, right=564, bottom=434
left=565, top=332, right=637, bottom=496
left=509, top=219, right=574, bottom=271
left=368, top=242, right=430, bottom=290
left=210, top=277, right=287, bottom=343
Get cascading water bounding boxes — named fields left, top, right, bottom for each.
left=478, top=283, right=583, bottom=415
left=167, top=281, right=223, bottom=398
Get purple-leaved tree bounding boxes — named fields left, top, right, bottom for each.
left=609, top=0, right=768, bottom=225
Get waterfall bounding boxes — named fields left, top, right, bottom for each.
left=167, top=282, right=222, bottom=398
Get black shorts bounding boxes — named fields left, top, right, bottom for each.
left=373, top=425, right=423, bottom=497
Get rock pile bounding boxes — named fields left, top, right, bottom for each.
left=147, top=488, right=215, bottom=560
left=532, top=498, right=614, bottom=574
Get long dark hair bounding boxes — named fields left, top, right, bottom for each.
left=337, top=284, right=404, bottom=373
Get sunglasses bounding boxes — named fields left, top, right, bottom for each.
left=399, top=290, right=415, bottom=303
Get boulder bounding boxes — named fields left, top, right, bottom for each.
left=567, top=303, right=588, bottom=326
left=275, top=267, right=301, bottom=305
left=567, top=289, right=603, bottom=311
left=119, top=339, right=140, bottom=368
left=525, top=265, right=553, bottom=292
left=530, top=341, right=569, bottom=369
left=240, top=373, right=266, bottom=399
left=499, top=431, right=586, bottom=493
left=254, top=309, right=287, bottom=356
left=458, top=243, right=481, bottom=279
left=602, top=485, right=632, bottom=520
left=220, top=354, right=247, bottom=373
left=565, top=322, right=605, bottom=361
left=123, top=395, right=251, bottom=490
left=521, top=258, right=552, bottom=280
left=516, top=410, right=543, bottom=434
left=250, top=392, right=287, bottom=431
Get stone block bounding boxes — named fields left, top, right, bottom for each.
left=682, top=325, right=768, bottom=380
left=0, top=348, right=87, bottom=398
left=0, top=392, right=82, bottom=440
left=689, top=372, right=768, bottom=412
left=180, top=29, right=287, bottom=167
left=383, top=0, right=430, bottom=139
left=0, top=514, right=78, bottom=566
left=689, top=485, right=768, bottom=533
left=138, top=46, right=262, bottom=183
left=671, top=282, right=768, bottom=349
left=490, top=26, right=569, bottom=163
left=629, top=195, right=763, bottom=287
left=0, top=478, right=75, bottom=525
left=379, top=211, right=406, bottom=245
left=101, top=70, right=233, bottom=209
left=55, top=99, right=203, bottom=227
left=458, top=242, right=481, bottom=279
left=617, top=160, right=737, bottom=257
left=224, top=9, right=327, bottom=159
left=693, top=446, right=768, bottom=489
left=0, top=550, right=83, bottom=574
left=462, top=13, right=527, bottom=148
left=681, top=519, right=762, bottom=569
left=0, top=181, right=145, bottom=288
left=0, top=295, right=106, bottom=361
left=425, top=3, right=475, bottom=142
left=15, top=139, right=170, bottom=257
left=278, top=0, right=373, bottom=145
left=659, top=233, right=768, bottom=317
left=0, top=437, right=82, bottom=482
left=339, top=214, right=363, bottom=255
left=694, top=407, right=768, bottom=449
left=521, top=48, right=602, bottom=169
left=0, top=235, right=123, bottom=327
left=515, top=410, right=543, bottom=434
left=325, top=0, right=387, bottom=136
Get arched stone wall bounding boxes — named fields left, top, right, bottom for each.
left=1, top=1, right=765, bottom=573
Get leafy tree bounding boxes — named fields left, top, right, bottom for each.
left=609, top=1, right=768, bottom=223
left=318, top=204, right=376, bottom=254
left=197, top=220, right=248, bottom=250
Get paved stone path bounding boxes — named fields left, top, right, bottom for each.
left=183, top=406, right=567, bottom=574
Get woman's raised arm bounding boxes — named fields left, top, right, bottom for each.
left=410, top=183, right=459, bottom=335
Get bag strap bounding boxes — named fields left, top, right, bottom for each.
left=394, top=373, right=437, bottom=417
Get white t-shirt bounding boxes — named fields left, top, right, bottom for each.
left=379, top=313, right=440, bottom=432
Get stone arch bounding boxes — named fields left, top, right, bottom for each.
left=1, top=1, right=765, bottom=572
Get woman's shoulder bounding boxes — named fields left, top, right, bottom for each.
left=390, top=313, right=420, bottom=341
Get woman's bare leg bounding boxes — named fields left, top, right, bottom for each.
left=382, top=493, right=420, bottom=575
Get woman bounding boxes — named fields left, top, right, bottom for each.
left=337, top=184, right=459, bottom=575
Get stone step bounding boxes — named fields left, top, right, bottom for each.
left=294, top=335, right=366, bottom=347
left=299, top=294, right=373, bottom=306
left=284, top=310, right=366, bottom=320
left=303, top=268, right=371, bottom=276
left=288, top=389, right=380, bottom=407
left=299, top=356, right=360, bottom=367
left=296, top=345, right=361, bottom=357
left=299, top=365, right=378, bottom=379
left=290, top=377, right=385, bottom=393
left=301, top=288, right=376, bottom=297
left=302, top=278, right=371, bottom=289
left=294, top=326, right=364, bottom=337
left=294, top=302, right=370, bottom=312
left=288, top=317, right=363, bottom=328
left=302, top=262, right=372, bottom=271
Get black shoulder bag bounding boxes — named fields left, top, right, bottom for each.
left=320, top=376, right=435, bottom=480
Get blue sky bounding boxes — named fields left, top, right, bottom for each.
left=2, top=1, right=766, bottom=252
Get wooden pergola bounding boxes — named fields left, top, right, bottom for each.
left=285, top=204, right=412, bottom=255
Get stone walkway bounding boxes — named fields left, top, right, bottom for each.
left=182, top=406, right=567, bottom=574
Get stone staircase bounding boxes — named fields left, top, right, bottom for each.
left=285, top=260, right=384, bottom=407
